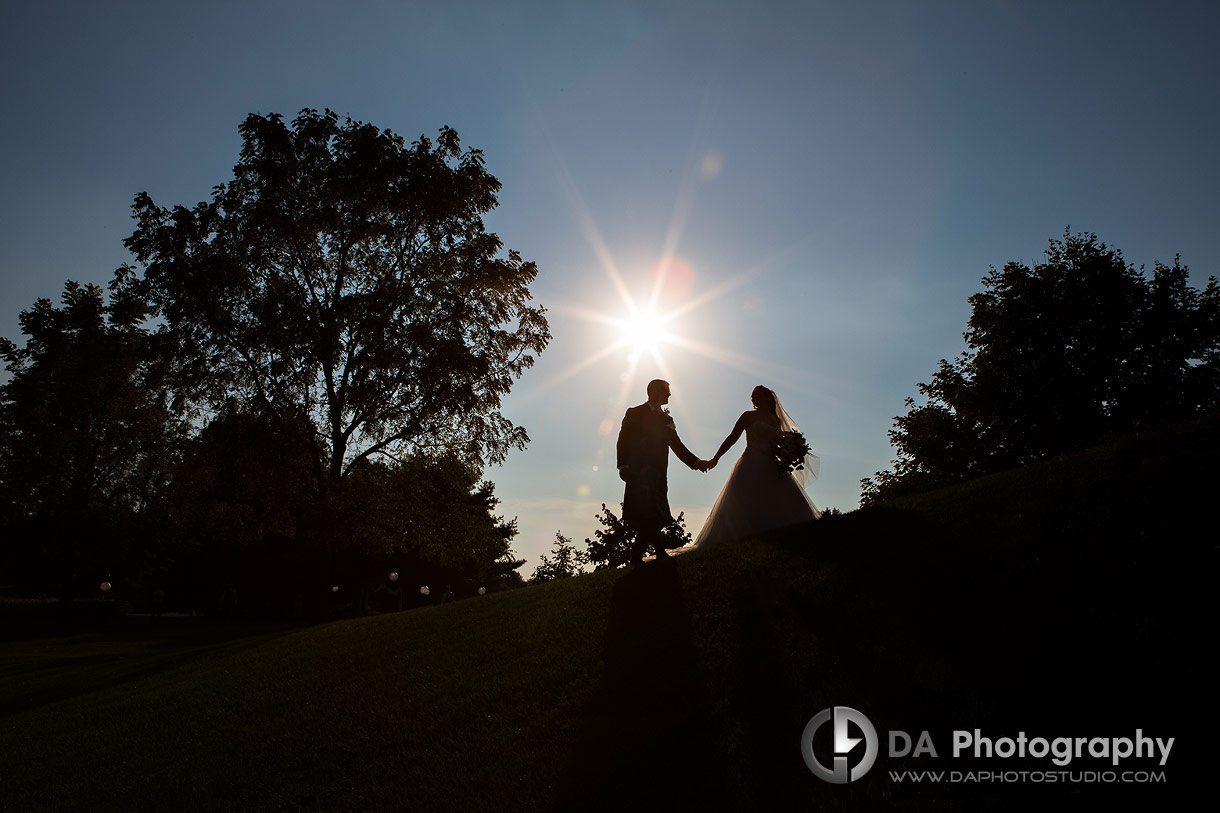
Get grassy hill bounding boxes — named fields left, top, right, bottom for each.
left=2, top=418, right=1216, bottom=810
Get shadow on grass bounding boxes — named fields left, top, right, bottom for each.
left=555, top=559, right=734, bottom=810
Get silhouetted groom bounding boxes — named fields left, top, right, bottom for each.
left=617, top=379, right=703, bottom=564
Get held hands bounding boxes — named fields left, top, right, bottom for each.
left=695, top=458, right=718, bottom=472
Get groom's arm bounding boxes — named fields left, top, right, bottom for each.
left=667, top=423, right=702, bottom=470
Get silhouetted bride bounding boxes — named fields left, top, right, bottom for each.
left=695, top=386, right=820, bottom=547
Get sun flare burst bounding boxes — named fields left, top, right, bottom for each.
left=516, top=139, right=815, bottom=424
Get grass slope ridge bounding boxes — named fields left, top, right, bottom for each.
left=2, top=418, right=1216, bottom=810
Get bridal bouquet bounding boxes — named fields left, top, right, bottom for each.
left=774, top=430, right=812, bottom=477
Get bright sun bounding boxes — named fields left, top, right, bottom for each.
left=620, top=309, right=667, bottom=355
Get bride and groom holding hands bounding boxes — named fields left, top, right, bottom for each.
left=616, top=379, right=821, bottom=564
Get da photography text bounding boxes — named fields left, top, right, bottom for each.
left=801, top=706, right=1175, bottom=785
left=892, top=728, right=1174, bottom=767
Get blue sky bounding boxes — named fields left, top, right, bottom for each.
left=2, top=0, right=1217, bottom=570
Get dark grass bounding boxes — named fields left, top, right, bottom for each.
left=0, top=618, right=301, bottom=719
left=1, top=418, right=1216, bottom=810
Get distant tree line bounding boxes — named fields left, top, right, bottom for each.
left=0, top=109, right=549, bottom=616
left=862, top=230, right=1220, bottom=504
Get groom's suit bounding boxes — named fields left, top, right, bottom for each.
left=617, top=402, right=700, bottom=559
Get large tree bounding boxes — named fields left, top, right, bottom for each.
left=862, top=230, right=1220, bottom=504
left=113, top=110, right=548, bottom=596
left=115, top=109, right=549, bottom=492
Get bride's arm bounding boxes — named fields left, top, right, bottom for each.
left=710, top=412, right=755, bottom=466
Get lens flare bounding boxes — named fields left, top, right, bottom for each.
left=652, top=257, right=696, bottom=303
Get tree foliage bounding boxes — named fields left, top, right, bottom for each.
left=0, top=282, right=180, bottom=593
left=530, top=532, right=589, bottom=583
left=862, top=230, right=1220, bottom=504
left=344, top=453, right=521, bottom=576
left=114, top=108, right=550, bottom=490
left=583, top=504, right=693, bottom=570
left=165, top=405, right=524, bottom=611
left=163, top=406, right=317, bottom=566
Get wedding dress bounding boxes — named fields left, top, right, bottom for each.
left=694, top=414, right=821, bottom=548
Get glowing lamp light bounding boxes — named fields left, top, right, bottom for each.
left=332, top=586, right=339, bottom=592
left=389, top=572, right=399, bottom=582
left=100, top=582, right=112, bottom=593
left=420, top=585, right=430, bottom=596
left=478, top=587, right=486, bottom=596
